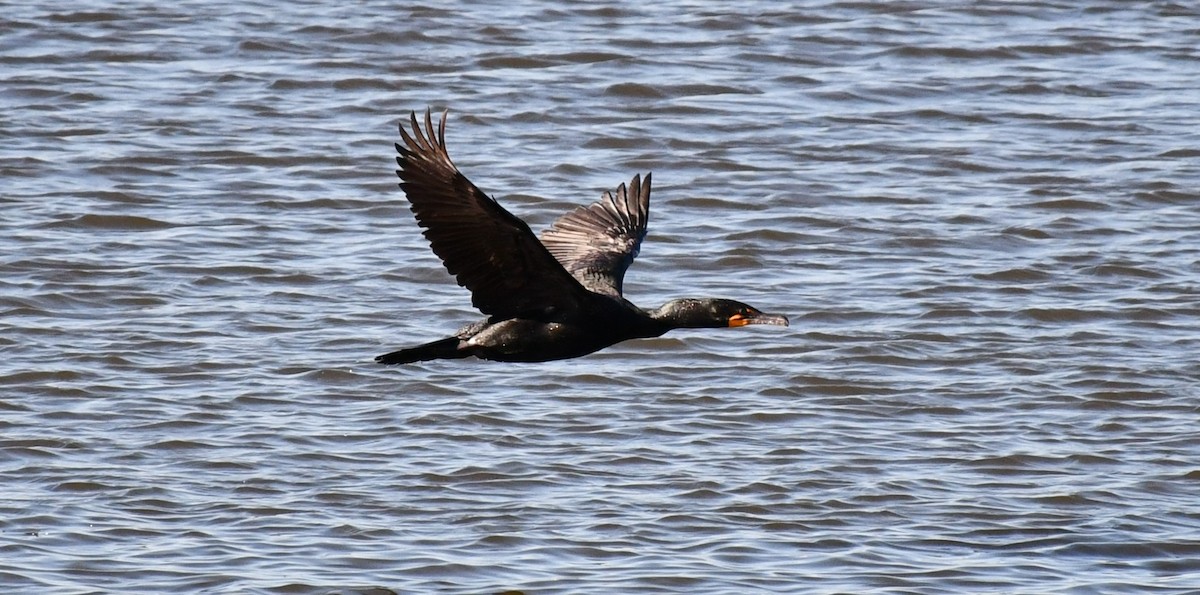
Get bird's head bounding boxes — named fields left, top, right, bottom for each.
left=653, top=298, right=790, bottom=329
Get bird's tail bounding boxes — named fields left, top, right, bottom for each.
left=375, top=337, right=465, bottom=365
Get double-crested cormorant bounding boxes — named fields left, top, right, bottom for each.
left=376, top=110, right=788, bottom=364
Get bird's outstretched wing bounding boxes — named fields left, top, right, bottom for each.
left=395, top=109, right=589, bottom=318
left=539, top=173, right=651, bottom=298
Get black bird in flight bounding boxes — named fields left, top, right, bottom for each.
left=376, top=110, right=788, bottom=364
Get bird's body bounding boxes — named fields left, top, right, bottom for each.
left=450, top=296, right=659, bottom=363
left=376, top=110, right=787, bottom=365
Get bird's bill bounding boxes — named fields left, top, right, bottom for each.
left=728, top=312, right=790, bottom=327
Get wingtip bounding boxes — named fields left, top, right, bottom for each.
left=423, top=109, right=435, bottom=140
left=639, top=172, right=652, bottom=211
left=438, top=108, right=448, bottom=147
left=399, top=107, right=453, bottom=155
left=628, top=172, right=651, bottom=198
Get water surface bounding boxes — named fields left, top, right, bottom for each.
left=3, top=1, right=1200, bottom=593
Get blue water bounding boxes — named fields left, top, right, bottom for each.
left=3, top=1, right=1200, bottom=593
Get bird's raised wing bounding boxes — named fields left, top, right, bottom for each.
left=539, top=173, right=651, bottom=298
left=395, top=109, right=589, bottom=319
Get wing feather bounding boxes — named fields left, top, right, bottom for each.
left=395, top=109, right=588, bottom=318
left=540, top=173, right=651, bottom=297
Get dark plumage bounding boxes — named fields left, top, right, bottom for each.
left=376, top=109, right=788, bottom=364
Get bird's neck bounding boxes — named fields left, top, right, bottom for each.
left=645, top=299, right=711, bottom=330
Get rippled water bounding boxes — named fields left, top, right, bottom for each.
left=4, top=1, right=1200, bottom=593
